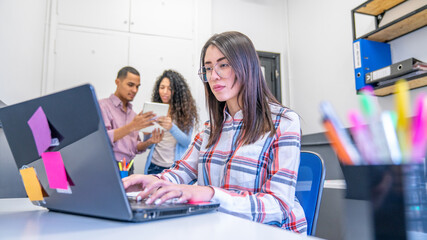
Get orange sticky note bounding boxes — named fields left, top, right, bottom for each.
left=20, top=167, right=46, bottom=201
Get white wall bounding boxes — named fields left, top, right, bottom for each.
left=2, top=0, right=427, bottom=166
left=212, top=0, right=290, bottom=105
left=0, top=0, right=48, bottom=105
left=287, top=0, right=427, bottom=135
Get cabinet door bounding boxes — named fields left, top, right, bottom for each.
left=128, top=35, right=195, bottom=111
left=57, top=0, right=130, bottom=31
left=53, top=29, right=129, bottom=99
left=130, top=0, right=194, bottom=39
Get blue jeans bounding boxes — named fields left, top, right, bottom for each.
left=147, top=162, right=169, bottom=175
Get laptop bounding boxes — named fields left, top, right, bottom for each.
left=0, top=84, right=219, bottom=222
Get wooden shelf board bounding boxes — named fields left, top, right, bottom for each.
left=362, top=7, right=427, bottom=42
left=356, top=0, right=405, bottom=15
left=374, top=75, right=427, bottom=96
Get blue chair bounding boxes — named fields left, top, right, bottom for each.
left=296, top=151, right=325, bottom=235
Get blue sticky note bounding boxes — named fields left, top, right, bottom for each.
left=27, top=106, right=51, bottom=156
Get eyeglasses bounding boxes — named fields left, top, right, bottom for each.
left=198, top=61, right=232, bottom=82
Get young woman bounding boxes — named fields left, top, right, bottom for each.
left=145, top=70, right=199, bottom=174
left=123, top=32, right=306, bottom=233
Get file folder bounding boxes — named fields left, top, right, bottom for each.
left=366, top=58, right=427, bottom=84
left=353, top=39, right=391, bottom=90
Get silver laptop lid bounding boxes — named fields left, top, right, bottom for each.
left=0, top=84, right=133, bottom=220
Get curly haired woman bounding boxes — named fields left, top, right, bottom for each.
left=144, top=70, right=199, bottom=175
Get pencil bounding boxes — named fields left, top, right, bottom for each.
left=127, top=159, right=134, bottom=171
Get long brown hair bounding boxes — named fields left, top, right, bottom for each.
left=200, top=31, right=282, bottom=147
left=151, top=70, right=198, bottom=133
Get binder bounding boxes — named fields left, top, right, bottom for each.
left=365, top=58, right=427, bottom=84
left=353, top=39, right=391, bottom=90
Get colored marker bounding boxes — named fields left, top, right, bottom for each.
left=358, top=89, right=392, bottom=163
left=411, top=93, right=427, bottom=162
left=348, top=109, right=376, bottom=164
left=395, top=79, right=412, bottom=161
left=381, top=111, right=402, bottom=164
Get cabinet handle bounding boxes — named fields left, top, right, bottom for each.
left=124, top=20, right=128, bottom=24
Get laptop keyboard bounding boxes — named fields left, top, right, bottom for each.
left=128, top=196, right=185, bottom=209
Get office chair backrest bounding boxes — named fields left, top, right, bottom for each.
left=296, top=151, right=325, bottom=235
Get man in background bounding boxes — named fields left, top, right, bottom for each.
left=99, top=66, right=163, bottom=174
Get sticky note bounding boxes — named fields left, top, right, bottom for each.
left=41, top=152, right=68, bottom=189
left=20, top=167, right=47, bottom=201
left=27, top=107, right=52, bottom=156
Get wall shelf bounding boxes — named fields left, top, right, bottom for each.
left=352, top=0, right=427, bottom=42
left=352, top=0, right=427, bottom=95
left=373, top=73, right=427, bottom=96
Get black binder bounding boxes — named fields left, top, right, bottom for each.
left=365, top=58, right=427, bottom=84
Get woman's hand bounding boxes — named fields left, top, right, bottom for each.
left=157, top=116, right=173, bottom=131
left=122, top=174, right=160, bottom=193
left=139, top=179, right=215, bottom=205
left=148, top=128, right=164, bottom=144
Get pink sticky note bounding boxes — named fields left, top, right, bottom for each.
left=41, top=152, right=68, bottom=189
left=27, top=107, right=52, bottom=156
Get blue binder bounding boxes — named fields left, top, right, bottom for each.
left=353, top=39, right=391, bottom=90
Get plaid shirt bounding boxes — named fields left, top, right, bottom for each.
left=160, top=103, right=307, bottom=233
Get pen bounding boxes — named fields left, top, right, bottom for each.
left=395, top=79, right=412, bottom=161
left=323, top=120, right=355, bottom=165
left=320, top=101, right=361, bottom=165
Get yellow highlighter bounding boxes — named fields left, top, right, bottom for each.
left=395, top=79, right=411, bottom=161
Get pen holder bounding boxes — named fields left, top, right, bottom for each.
left=120, top=171, right=128, bottom=178
left=342, top=164, right=427, bottom=240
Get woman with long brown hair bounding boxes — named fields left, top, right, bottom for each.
left=124, top=31, right=306, bottom=233
left=145, top=70, right=198, bottom=174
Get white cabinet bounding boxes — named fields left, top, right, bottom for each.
left=53, top=29, right=129, bottom=99
left=57, top=0, right=130, bottom=32
left=57, top=0, right=194, bottom=38
left=130, top=0, right=194, bottom=38
left=50, top=0, right=208, bottom=117
left=128, top=35, right=195, bottom=109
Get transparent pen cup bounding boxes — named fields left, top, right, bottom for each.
left=342, top=164, right=427, bottom=240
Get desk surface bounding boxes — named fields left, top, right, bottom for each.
left=0, top=198, right=320, bottom=240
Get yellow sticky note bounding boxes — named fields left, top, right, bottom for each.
left=20, top=167, right=45, bottom=201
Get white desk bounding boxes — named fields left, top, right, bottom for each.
left=0, top=198, right=321, bottom=240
